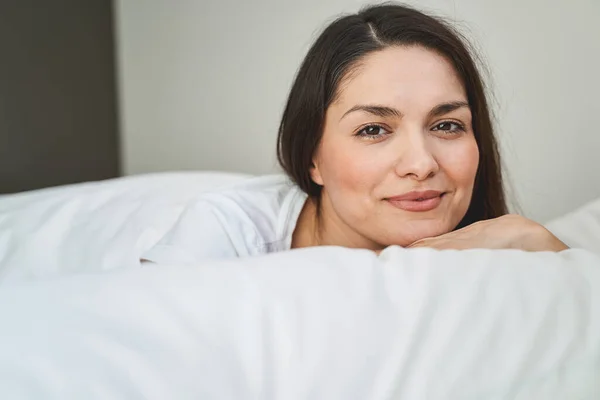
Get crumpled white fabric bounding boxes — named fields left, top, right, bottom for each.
left=546, top=196, right=600, bottom=255
left=0, top=172, right=248, bottom=283
left=0, top=246, right=598, bottom=399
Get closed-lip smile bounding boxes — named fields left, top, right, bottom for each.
left=386, top=190, right=446, bottom=212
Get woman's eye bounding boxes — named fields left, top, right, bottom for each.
left=431, top=121, right=465, bottom=133
left=356, top=125, right=389, bottom=139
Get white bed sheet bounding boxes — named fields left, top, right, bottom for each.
left=546, top=196, right=600, bottom=255
left=0, top=246, right=599, bottom=399
left=0, top=172, right=249, bottom=283
left=1, top=173, right=599, bottom=398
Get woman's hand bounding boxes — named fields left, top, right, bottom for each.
left=406, top=214, right=569, bottom=252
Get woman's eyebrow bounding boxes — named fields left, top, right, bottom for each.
left=340, top=101, right=469, bottom=121
left=340, top=105, right=402, bottom=121
left=428, top=101, right=470, bottom=119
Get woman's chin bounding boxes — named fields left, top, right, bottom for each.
left=384, top=223, right=453, bottom=247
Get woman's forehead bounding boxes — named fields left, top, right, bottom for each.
left=333, top=46, right=467, bottom=111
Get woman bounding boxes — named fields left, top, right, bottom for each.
left=142, top=3, right=567, bottom=265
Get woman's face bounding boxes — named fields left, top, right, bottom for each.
left=311, top=45, right=479, bottom=249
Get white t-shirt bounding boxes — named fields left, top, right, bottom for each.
left=141, top=175, right=308, bottom=265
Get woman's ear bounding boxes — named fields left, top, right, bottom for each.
left=309, top=159, right=324, bottom=186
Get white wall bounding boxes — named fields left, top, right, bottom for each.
left=114, top=0, right=600, bottom=223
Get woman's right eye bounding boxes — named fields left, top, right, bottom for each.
left=356, top=124, right=390, bottom=140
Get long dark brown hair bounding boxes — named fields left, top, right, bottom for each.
left=277, top=2, right=507, bottom=228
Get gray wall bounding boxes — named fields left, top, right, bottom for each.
left=0, top=0, right=120, bottom=193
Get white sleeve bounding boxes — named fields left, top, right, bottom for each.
left=141, top=200, right=239, bottom=265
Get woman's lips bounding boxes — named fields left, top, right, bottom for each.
left=386, top=191, right=446, bottom=212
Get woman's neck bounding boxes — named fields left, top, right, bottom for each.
left=291, top=194, right=382, bottom=251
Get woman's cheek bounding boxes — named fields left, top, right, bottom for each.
left=439, top=138, right=479, bottom=183
left=321, top=139, right=382, bottom=191
left=350, top=145, right=394, bottom=193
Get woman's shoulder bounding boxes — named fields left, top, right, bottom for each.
left=143, top=175, right=307, bottom=264
left=194, top=174, right=308, bottom=250
left=202, top=174, right=304, bottom=210
left=208, top=174, right=296, bottom=194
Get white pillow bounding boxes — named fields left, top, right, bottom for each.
left=0, top=172, right=249, bottom=283
left=0, top=246, right=598, bottom=399
left=546, top=197, right=600, bottom=255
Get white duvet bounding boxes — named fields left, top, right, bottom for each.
left=0, top=172, right=599, bottom=399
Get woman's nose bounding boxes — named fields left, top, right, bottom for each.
left=393, top=131, right=440, bottom=181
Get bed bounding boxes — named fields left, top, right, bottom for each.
left=0, top=172, right=599, bottom=399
